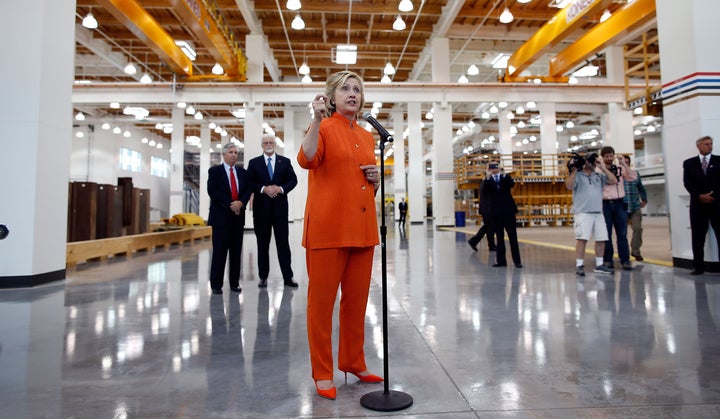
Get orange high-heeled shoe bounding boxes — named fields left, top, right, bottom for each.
left=314, top=380, right=336, bottom=400
left=343, top=371, right=384, bottom=384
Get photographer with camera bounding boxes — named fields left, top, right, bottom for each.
left=599, top=146, right=636, bottom=271
left=565, top=152, right=618, bottom=276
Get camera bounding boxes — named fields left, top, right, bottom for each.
left=488, top=163, right=499, bottom=169
left=568, top=152, right=597, bottom=170
left=608, top=164, right=622, bottom=178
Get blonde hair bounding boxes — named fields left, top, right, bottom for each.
left=324, top=70, right=366, bottom=117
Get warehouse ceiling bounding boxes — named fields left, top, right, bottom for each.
left=72, top=0, right=659, bottom=153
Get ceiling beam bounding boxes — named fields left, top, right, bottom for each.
left=95, top=0, right=193, bottom=76
left=549, top=0, right=656, bottom=77
left=505, top=0, right=614, bottom=79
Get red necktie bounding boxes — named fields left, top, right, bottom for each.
left=229, top=167, right=238, bottom=200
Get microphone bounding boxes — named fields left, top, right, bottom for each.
left=362, top=111, right=394, bottom=142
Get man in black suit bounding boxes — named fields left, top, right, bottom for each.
left=207, top=142, right=252, bottom=294
left=683, top=135, right=720, bottom=275
left=398, top=198, right=408, bottom=228
left=482, top=161, right=522, bottom=268
left=468, top=166, right=497, bottom=252
left=247, top=134, right=298, bottom=288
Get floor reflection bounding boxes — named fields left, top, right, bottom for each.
left=2, top=225, right=720, bottom=417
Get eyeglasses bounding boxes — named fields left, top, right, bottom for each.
left=262, top=142, right=275, bottom=145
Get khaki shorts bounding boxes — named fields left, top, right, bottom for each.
left=574, top=212, right=608, bottom=241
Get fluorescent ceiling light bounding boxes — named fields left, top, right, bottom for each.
left=286, top=0, right=301, bottom=11
left=335, top=44, right=357, bottom=65
left=140, top=73, right=152, bottom=84
left=399, top=0, right=413, bottom=13
left=393, top=16, right=406, bottom=31
left=600, top=9, right=611, bottom=23
left=550, top=0, right=572, bottom=8
left=231, top=108, right=246, bottom=119
left=381, top=74, right=391, bottom=84
left=572, top=65, right=599, bottom=78
left=517, top=0, right=531, bottom=3
left=302, top=74, right=312, bottom=83
left=458, top=74, right=469, bottom=84
left=467, top=64, right=480, bottom=75
left=384, top=62, right=396, bottom=75
left=174, top=40, right=196, bottom=61
left=491, top=53, right=510, bottom=69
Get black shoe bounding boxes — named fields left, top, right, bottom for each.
left=467, top=240, right=477, bottom=251
left=632, top=254, right=644, bottom=261
left=230, top=286, right=242, bottom=293
left=211, top=288, right=222, bottom=294
left=690, top=270, right=705, bottom=276
left=258, top=278, right=268, bottom=288
left=284, top=278, right=299, bottom=288
left=492, top=263, right=507, bottom=267
left=514, top=263, right=523, bottom=268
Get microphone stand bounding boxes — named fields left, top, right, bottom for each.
left=360, top=128, right=413, bottom=412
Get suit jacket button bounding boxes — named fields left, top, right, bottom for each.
left=361, top=185, right=366, bottom=190
left=361, top=208, right=366, bottom=213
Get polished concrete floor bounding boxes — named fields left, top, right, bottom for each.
left=2, top=221, right=720, bottom=418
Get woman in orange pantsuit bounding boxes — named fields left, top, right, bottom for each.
left=297, top=71, right=383, bottom=400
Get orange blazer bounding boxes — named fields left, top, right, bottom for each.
left=297, top=112, right=380, bottom=249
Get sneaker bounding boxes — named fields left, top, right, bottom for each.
left=576, top=266, right=585, bottom=277
left=594, top=265, right=614, bottom=275
left=621, top=261, right=633, bottom=271
left=632, top=254, right=644, bottom=261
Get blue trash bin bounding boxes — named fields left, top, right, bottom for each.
left=455, top=211, right=466, bottom=227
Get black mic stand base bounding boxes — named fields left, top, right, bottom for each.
left=360, top=389, right=413, bottom=412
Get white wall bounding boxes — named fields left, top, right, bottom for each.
left=70, top=124, right=171, bottom=221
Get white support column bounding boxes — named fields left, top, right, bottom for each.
left=0, top=0, right=74, bottom=286
left=432, top=104, right=455, bottom=227
left=538, top=103, right=559, bottom=176
left=407, top=102, right=424, bottom=224
left=246, top=34, right=265, bottom=83
left=498, top=110, right=513, bottom=169
left=291, top=107, right=311, bottom=221
left=603, top=104, right=634, bottom=156
left=199, top=123, right=211, bottom=220
left=392, top=109, right=406, bottom=221
left=282, top=107, right=296, bottom=222
left=169, top=106, right=185, bottom=216
left=604, top=45, right=634, bottom=156
left=657, top=0, right=720, bottom=267
left=243, top=102, right=264, bottom=229
left=431, top=38, right=450, bottom=83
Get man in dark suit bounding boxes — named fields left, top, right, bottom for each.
left=683, top=135, right=720, bottom=275
left=247, top=134, right=298, bottom=288
left=398, top=198, right=408, bottom=228
left=207, top=142, right=252, bottom=294
left=482, top=161, right=522, bottom=268
left=468, top=165, right=497, bottom=252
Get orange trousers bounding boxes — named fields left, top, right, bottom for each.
left=306, top=246, right=374, bottom=380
